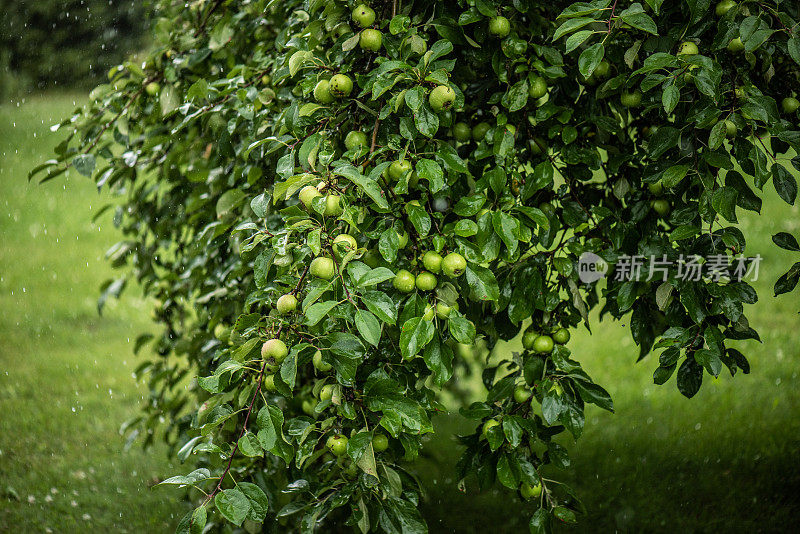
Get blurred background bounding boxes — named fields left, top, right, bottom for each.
left=1, top=2, right=800, bottom=532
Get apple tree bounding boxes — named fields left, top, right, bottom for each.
left=32, top=0, right=800, bottom=531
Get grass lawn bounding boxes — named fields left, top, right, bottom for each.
left=1, top=92, right=799, bottom=533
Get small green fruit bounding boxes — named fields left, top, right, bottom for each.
left=522, top=330, right=537, bottom=350
left=310, top=256, right=336, bottom=280
left=453, top=122, right=472, bottom=142
left=388, top=160, right=413, bottom=181
left=715, top=0, right=736, bottom=16
left=328, top=435, right=348, bottom=456
left=594, top=59, right=611, bottom=78
left=332, top=234, right=357, bottom=259
left=481, top=419, right=501, bottom=439
left=344, top=130, right=368, bottom=150
left=429, top=85, right=456, bottom=112
left=513, top=386, right=531, bottom=403
left=648, top=180, right=664, bottom=196
left=324, top=194, right=343, bottom=216
left=329, top=74, right=353, bottom=98
left=276, top=293, right=297, bottom=315
left=314, top=80, right=334, bottom=104
left=359, top=29, right=382, bottom=52
left=533, top=335, right=554, bottom=354
left=488, top=16, right=511, bottom=38
left=261, top=338, right=289, bottom=362
left=620, top=90, right=642, bottom=108
left=652, top=199, right=670, bottom=217
left=393, top=269, right=416, bottom=293
left=299, top=185, right=322, bottom=209
left=396, top=229, right=409, bottom=249
left=362, top=249, right=381, bottom=268
left=422, top=304, right=435, bottom=321
left=372, top=433, right=389, bottom=452
left=528, top=76, right=548, bottom=99
left=435, top=301, right=455, bottom=319
left=442, top=252, right=467, bottom=278
left=313, top=350, right=332, bottom=372
left=302, top=398, right=318, bottom=416
left=422, top=251, right=443, bottom=274
left=727, top=37, right=744, bottom=53
left=472, top=122, right=491, bottom=141
left=415, top=271, right=438, bottom=291
left=520, top=482, right=542, bottom=500
left=553, top=328, right=570, bottom=345
left=145, top=82, right=161, bottom=96
left=782, top=97, right=800, bottom=114
left=724, top=119, right=737, bottom=137
left=263, top=374, right=277, bottom=392
left=319, top=384, right=335, bottom=402
left=352, top=4, right=376, bottom=28
left=677, top=41, right=699, bottom=56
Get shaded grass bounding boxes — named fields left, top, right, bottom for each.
left=0, top=93, right=185, bottom=532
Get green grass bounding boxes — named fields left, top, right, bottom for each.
left=0, top=93, right=185, bottom=532
left=1, top=93, right=799, bottom=533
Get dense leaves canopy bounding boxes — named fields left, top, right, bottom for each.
left=34, top=0, right=800, bottom=532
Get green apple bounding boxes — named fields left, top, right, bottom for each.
left=352, top=4, right=375, bottom=28
left=145, top=81, right=161, bottom=96
left=715, top=0, right=736, bottom=16
left=620, top=90, right=642, bottom=108
left=528, top=76, right=548, bottom=99
left=372, top=433, right=389, bottom=452
left=415, top=271, right=438, bottom=291
left=319, top=384, right=335, bottom=402
left=422, top=304, right=435, bottom=321
left=393, top=269, right=416, bottom=293
left=429, top=85, right=456, bottom=112
left=396, top=229, right=409, bottom=249
left=345, top=130, right=368, bottom=150
left=329, top=74, right=353, bottom=98
left=313, top=350, right=332, bottom=372
left=594, top=59, right=611, bottom=78
left=310, top=256, right=336, bottom=280
left=388, top=160, right=413, bottom=181
left=481, top=418, right=501, bottom=439
left=724, top=119, right=737, bottom=137
left=302, top=398, right=318, bottom=416
left=727, top=37, right=744, bottom=53
left=782, top=97, right=800, bottom=114
left=453, top=122, right=472, bottom=142
left=261, top=338, right=289, bottom=362
left=513, top=386, right=531, bottom=403
left=648, top=180, right=664, bottom=196
left=488, top=16, right=511, bottom=38
left=360, top=29, right=382, bottom=52
left=362, top=249, right=381, bottom=268
left=324, top=194, right=343, bottom=216
left=328, top=435, right=349, bottom=456
left=533, top=335, right=554, bottom=354
left=299, top=185, right=322, bottom=209
left=442, top=252, right=467, bottom=278
left=435, top=301, right=455, bottom=319
left=678, top=41, right=699, bottom=56
left=332, top=233, right=357, bottom=259
left=652, top=199, right=670, bottom=217
left=263, top=374, right=277, bottom=392
left=553, top=327, right=570, bottom=345
left=314, top=80, right=334, bottom=104
left=520, top=482, right=542, bottom=500
left=472, top=122, right=491, bottom=141
left=276, top=293, right=297, bottom=315
left=522, top=330, right=537, bottom=350
left=422, top=251, right=443, bottom=273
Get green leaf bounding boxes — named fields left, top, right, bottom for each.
left=305, top=300, right=338, bottom=326
left=72, top=154, right=95, bottom=177
left=238, top=482, right=269, bottom=523
left=773, top=163, right=797, bottom=205
left=355, top=309, right=382, bottom=347
left=361, top=290, right=397, bottom=325
left=565, top=30, right=593, bottom=54
left=465, top=263, right=500, bottom=302
left=677, top=356, right=703, bottom=398
left=572, top=379, right=614, bottom=412
left=334, top=164, right=389, bottom=209
left=661, top=84, right=679, bottom=114
left=448, top=313, right=475, bottom=344
left=619, top=4, right=658, bottom=35
left=503, top=79, right=529, bottom=112
left=399, top=317, right=435, bottom=360
left=215, top=488, right=250, bottom=526
left=578, top=43, right=605, bottom=78
left=772, top=232, right=800, bottom=252
left=711, top=186, right=738, bottom=223
left=416, top=158, right=444, bottom=192
left=661, top=164, right=689, bottom=189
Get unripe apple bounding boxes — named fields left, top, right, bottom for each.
left=345, top=130, right=368, bottom=150
left=359, top=29, right=382, bottom=52
left=314, top=80, right=334, bottom=104
left=329, top=74, right=353, bottom=98
left=422, top=304, right=435, bottom=321
left=328, top=435, right=348, bottom=456
left=727, top=37, right=744, bottom=53
left=481, top=418, right=501, bottom=439
left=513, top=386, right=531, bottom=403
left=453, top=122, right=472, bottom=142
left=528, top=76, right=548, bottom=99
left=332, top=233, right=357, bottom=259
left=263, top=374, right=277, bottom=392
left=393, top=269, right=416, bottom=293
left=724, top=119, right=737, bottom=137
left=388, top=160, right=413, bottom=181
left=782, top=97, right=800, bottom=114
left=422, top=251, right=443, bottom=273
left=715, top=0, right=736, bottom=16
left=352, top=4, right=375, bottom=28
left=302, top=398, right=318, bottom=416
left=429, top=85, right=456, bottom=112
left=620, top=90, right=642, bottom=108
left=522, top=330, right=537, bottom=350
left=313, top=350, right=332, bottom=372
left=442, top=252, right=467, bottom=278
left=396, top=229, right=409, bottom=249
left=678, top=41, right=699, bottom=56
left=372, top=433, right=389, bottom=452
left=520, top=482, right=542, bottom=500
left=415, top=271, right=438, bottom=291
left=594, top=59, right=611, bottom=78
left=261, top=338, right=289, bottom=362
left=276, top=293, right=297, bottom=315
left=299, top=185, right=322, bottom=209
left=472, top=122, right=491, bottom=141
left=648, top=180, right=664, bottom=196
left=310, top=256, right=336, bottom=280
left=324, top=194, right=343, bottom=216
left=362, top=249, right=381, bottom=268
left=145, top=81, right=161, bottom=96
left=533, top=335, right=554, bottom=354
left=435, top=301, right=455, bottom=319
left=488, top=16, right=511, bottom=38
left=553, top=327, right=571, bottom=345
left=319, top=384, right=335, bottom=402
left=652, top=199, right=670, bottom=217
